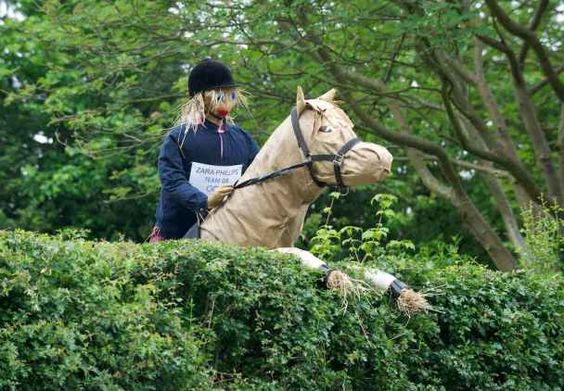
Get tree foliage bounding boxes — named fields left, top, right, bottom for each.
left=1, top=0, right=562, bottom=269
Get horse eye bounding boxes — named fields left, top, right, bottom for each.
left=319, top=126, right=332, bottom=133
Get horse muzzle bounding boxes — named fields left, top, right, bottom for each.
left=332, top=142, right=393, bottom=186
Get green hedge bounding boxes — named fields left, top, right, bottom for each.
left=0, top=230, right=562, bottom=390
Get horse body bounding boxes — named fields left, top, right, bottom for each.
left=200, top=88, right=392, bottom=248
left=200, top=114, right=322, bottom=247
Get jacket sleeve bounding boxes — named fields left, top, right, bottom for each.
left=244, top=130, right=260, bottom=168
left=158, top=132, right=208, bottom=211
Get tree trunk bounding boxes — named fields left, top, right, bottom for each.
left=481, top=173, right=525, bottom=251
left=512, top=82, right=562, bottom=204
left=390, top=102, right=518, bottom=271
left=473, top=38, right=535, bottom=210
left=452, top=193, right=517, bottom=271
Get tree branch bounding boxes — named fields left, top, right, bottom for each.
left=476, top=34, right=525, bottom=84
left=407, top=149, right=454, bottom=200
left=436, top=51, right=478, bottom=85
left=392, top=155, right=513, bottom=178
left=383, top=33, right=406, bottom=84
left=559, top=104, right=564, bottom=194
left=442, top=85, right=543, bottom=202
left=473, top=38, right=519, bottom=158
left=453, top=159, right=511, bottom=178
left=529, top=64, right=564, bottom=96
left=476, top=33, right=562, bottom=203
left=518, top=0, right=549, bottom=66
left=485, top=0, right=564, bottom=100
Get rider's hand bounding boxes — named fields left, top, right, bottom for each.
left=207, top=186, right=234, bottom=210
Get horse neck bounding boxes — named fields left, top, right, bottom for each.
left=241, top=115, right=323, bottom=208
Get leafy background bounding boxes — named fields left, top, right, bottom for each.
left=1, top=2, right=562, bottom=268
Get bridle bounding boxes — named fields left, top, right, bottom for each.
left=234, top=106, right=360, bottom=192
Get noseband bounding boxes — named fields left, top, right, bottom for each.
left=234, top=106, right=360, bottom=191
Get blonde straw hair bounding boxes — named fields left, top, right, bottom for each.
left=176, top=88, right=249, bottom=131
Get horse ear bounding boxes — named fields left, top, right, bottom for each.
left=317, top=88, right=336, bottom=102
left=296, top=86, right=306, bottom=114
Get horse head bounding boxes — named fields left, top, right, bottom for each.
left=295, top=86, right=393, bottom=187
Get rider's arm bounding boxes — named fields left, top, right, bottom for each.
left=158, top=131, right=208, bottom=212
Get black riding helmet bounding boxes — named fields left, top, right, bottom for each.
left=188, top=58, right=237, bottom=97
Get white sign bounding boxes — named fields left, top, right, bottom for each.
left=189, top=162, right=243, bottom=195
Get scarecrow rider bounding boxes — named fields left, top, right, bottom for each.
left=149, top=58, right=259, bottom=242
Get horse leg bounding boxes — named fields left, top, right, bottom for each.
left=278, top=207, right=308, bottom=248
left=275, top=247, right=430, bottom=314
left=355, top=267, right=431, bottom=315
left=276, top=247, right=331, bottom=273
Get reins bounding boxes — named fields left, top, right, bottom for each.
left=234, top=106, right=360, bottom=192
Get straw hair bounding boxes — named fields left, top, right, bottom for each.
left=176, top=87, right=249, bottom=131
left=396, top=288, right=432, bottom=317
left=176, top=92, right=205, bottom=133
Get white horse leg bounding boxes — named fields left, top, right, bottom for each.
left=363, top=268, right=430, bottom=315
left=363, top=269, right=406, bottom=297
left=276, top=247, right=331, bottom=272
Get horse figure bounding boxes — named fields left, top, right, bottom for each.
left=197, top=87, right=428, bottom=314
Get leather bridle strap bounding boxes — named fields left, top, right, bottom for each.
left=291, top=107, right=311, bottom=158
left=234, top=106, right=359, bottom=191
left=291, top=107, right=360, bottom=190
left=291, top=107, right=325, bottom=187
left=331, top=137, right=360, bottom=189
left=233, top=160, right=311, bottom=189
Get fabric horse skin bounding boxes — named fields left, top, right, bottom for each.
left=198, top=87, right=427, bottom=310
left=201, top=87, right=392, bottom=246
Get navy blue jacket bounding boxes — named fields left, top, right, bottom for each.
left=155, top=120, right=259, bottom=239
